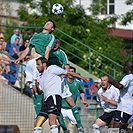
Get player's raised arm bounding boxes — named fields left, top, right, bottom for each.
left=15, top=47, right=29, bottom=64
left=67, top=71, right=89, bottom=82
left=44, top=46, right=52, bottom=60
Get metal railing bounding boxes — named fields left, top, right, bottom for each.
left=55, top=28, right=123, bottom=79
left=0, top=24, right=124, bottom=79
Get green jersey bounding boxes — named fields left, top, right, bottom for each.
left=48, top=49, right=69, bottom=68
left=62, top=78, right=84, bottom=109
left=28, top=32, right=55, bottom=56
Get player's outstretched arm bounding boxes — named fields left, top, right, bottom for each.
left=108, top=77, right=123, bottom=89
left=14, top=47, right=29, bottom=64
left=67, top=71, right=89, bottom=82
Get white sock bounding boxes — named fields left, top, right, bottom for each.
left=50, top=125, right=58, bottom=133
left=33, top=127, right=42, bottom=133
left=92, top=124, right=100, bottom=133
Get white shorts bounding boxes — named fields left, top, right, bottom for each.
left=25, top=58, right=40, bottom=88
left=61, top=79, right=72, bottom=99
left=61, top=108, right=77, bottom=125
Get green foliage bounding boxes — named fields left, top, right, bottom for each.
left=3, top=0, right=131, bottom=79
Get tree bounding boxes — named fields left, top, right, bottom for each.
left=12, top=0, right=131, bottom=79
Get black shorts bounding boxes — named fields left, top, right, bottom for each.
left=113, top=110, right=132, bottom=124
left=38, top=95, right=62, bottom=119
left=99, top=111, right=115, bottom=125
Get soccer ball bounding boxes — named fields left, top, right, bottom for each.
left=52, top=3, right=64, bottom=15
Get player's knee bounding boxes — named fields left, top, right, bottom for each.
left=66, top=97, right=74, bottom=107
left=92, top=124, right=100, bottom=130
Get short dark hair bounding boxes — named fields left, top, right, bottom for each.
left=55, top=35, right=59, bottom=40
left=48, top=18, right=56, bottom=30
left=124, top=60, right=133, bottom=72
left=70, top=66, right=76, bottom=72
left=36, top=57, right=48, bottom=66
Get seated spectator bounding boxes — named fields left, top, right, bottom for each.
left=10, top=28, right=23, bottom=45
left=0, top=41, right=12, bottom=74
left=10, top=37, right=21, bottom=60
left=19, top=39, right=29, bottom=52
left=26, top=29, right=33, bottom=40
left=0, top=33, right=8, bottom=53
left=15, top=55, right=30, bottom=88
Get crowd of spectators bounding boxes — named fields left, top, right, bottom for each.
left=0, top=29, right=35, bottom=96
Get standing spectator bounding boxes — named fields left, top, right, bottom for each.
left=10, top=28, right=23, bottom=45
left=10, top=37, right=21, bottom=60
left=58, top=66, right=88, bottom=133
left=92, top=75, right=120, bottom=133
left=109, top=60, right=133, bottom=130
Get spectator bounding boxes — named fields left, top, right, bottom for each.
left=26, top=29, right=33, bottom=40
left=90, top=79, right=101, bottom=101
left=0, top=32, right=7, bottom=51
left=0, top=41, right=12, bottom=74
left=92, top=75, right=120, bottom=133
left=10, top=28, right=23, bottom=45
left=19, top=39, right=30, bottom=52
left=15, top=55, right=30, bottom=89
left=34, top=29, right=40, bottom=34
left=10, top=37, right=21, bottom=60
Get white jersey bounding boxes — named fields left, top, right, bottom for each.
left=38, top=65, right=67, bottom=101
left=98, top=85, right=120, bottom=113
left=117, top=73, right=133, bottom=115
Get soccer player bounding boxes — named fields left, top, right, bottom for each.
left=34, top=57, right=89, bottom=133
left=92, top=75, right=120, bottom=133
left=58, top=66, right=88, bottom=133
left=15, top=19, right=56, bottom=114
left=48, top=37, right=90, bottom=133
left=48, top=36, right=69, bottom=68
left=109, top=60, right=133, bottom=131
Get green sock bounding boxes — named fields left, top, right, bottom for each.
left=32, top=94, right=40, bottom=115
left=72, top=106, right=82, bottom=128
left=57, top=113, right=67, bottom=131
left=32, top=94, right=37, bottom=104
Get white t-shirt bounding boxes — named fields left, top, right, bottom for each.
left=98, top=85, right=120, bottom=113
left=38, top=65, right=67, bottom=100
left=117, top=74, right=133, bottom=115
